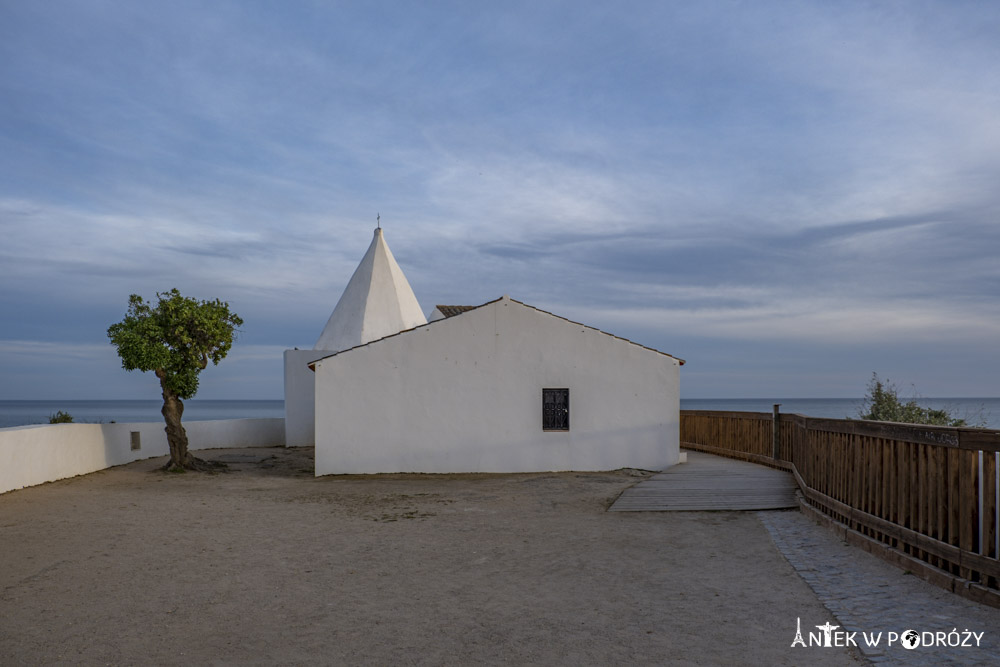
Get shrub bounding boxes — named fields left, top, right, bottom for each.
left=858, top=373, right=965, bottom=427
left=48, top=411, right=74, bottom=424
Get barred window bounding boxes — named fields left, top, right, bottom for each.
left=542, top=388, right=569, bottom=431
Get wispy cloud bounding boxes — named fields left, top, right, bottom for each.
left=2, top=1, right=999, bottom=398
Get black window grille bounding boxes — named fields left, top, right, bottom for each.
left=542, top=388, right=569, bottom=431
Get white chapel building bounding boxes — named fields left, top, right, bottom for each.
left=285, top=226, right=684, bottom=474
left=283, top=227, right=427, bottom=447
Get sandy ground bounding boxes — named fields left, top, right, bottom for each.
left=0, top=447, right=860, bottom=665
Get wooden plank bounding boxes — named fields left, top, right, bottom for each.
left=829, top=432, right=837, bottom=500
left=863, top=437, right=872, bottom=536
left=884, top=438, right=894, bottom=544
left=681, top=410, right=771, bottom=420
left=819, top=431, right=830, bottom=498
left=609, top=450, right=799, bottom=512
left=918, top=444, right=929, bottom=562
left=948, top=448, right=961, bottom=574
left=772, top=406, right=780, bottom=460
left=923, top=444, right=935, bottom=566
left=875, top=438, right=884, bottom=543
left=925, top=447, right=943, bottom=567
left=960, top=449, right=977, bottom=580
left=899, top=440, right=910, bottom=550
left=837, top=433, right=847, bottom=503
left=914, top=444, right=924, bottom=557
left=799, top=418, right=962, bottom=447
left=983, top=452, right=999, bottom=589
left=851, top=434, right=861, bottom=531
left=908, top=443, right=918, bottom=555
left=934, top=445, right=947, bottom=545
left=858, top=435, right=868, bottom=531
left=958, top=429, right=1000, bottom=453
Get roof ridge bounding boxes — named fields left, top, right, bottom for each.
left=309, top=296, right=683, bottom=367
left=506, top=298, right=685, bottom=364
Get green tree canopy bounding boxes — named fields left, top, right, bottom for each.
left=108, top=289, right=243, bottom=471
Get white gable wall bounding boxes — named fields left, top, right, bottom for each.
left=314, top=297, right=680, bottom=474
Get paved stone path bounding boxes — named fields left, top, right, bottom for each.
left=759, top=510, right=1000, bottom=666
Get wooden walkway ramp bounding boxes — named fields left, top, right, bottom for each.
left=609, top=450, right=799, bottom=511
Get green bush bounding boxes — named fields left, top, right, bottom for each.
left=858, top=373, right=965, bottom=427
left=48, top=410, right=74, bottom=424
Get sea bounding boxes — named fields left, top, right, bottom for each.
left=679, top=398, right=1000, bottom=429
left=1, top=397, right=998, bottom=429
left=0, top=400, right=285, bottom=429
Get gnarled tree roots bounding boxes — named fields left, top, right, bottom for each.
left=162, top=456, right=228, bottom=473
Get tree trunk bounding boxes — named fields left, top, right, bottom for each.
left=159, top=378, right=194, bottom=471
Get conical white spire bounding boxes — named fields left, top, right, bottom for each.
left=315, top=227, right=427, bottom=351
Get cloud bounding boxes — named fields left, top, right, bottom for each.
left=0, top=340, right=114, bottom=363
left=560, top=292, right=1000, bottom=346
left=2, top=1, right=999, bottom=398
left=0, top=339, right=287, bottom=400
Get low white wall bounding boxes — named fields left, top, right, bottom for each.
left=0, top=418, right=284, bottom=495
left=284, top=349, right=331, bottom=447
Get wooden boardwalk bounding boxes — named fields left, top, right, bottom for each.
left=609, top=450, right=799, bottom=511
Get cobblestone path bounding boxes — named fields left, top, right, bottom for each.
left=760, top=510, right=1000, bottom=666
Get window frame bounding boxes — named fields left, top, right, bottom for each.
left=542, top=387, right=570, bottom=432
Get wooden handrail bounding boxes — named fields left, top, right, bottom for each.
left=682, top=410, right=1000, bottom=451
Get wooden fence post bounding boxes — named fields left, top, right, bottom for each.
left=772, top=404, right=781, bottom=461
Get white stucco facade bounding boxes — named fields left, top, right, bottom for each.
left=283, top=227, right=427, bottom=446
left=315, top=227, right=427, bottom=351
left=313, top=296, right=682, bottom=475
left=283, top=349, right=332, bottom=447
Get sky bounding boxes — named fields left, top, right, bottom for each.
left=1, top=1, right=999, bottom=400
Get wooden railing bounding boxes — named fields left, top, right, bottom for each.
left=681, top=410, right=1000, bottom=608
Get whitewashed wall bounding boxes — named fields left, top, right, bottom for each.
left=314, top=297, right=681, bottom=475
left=0, top=418, right=284, bottom=495
left=284, top=349, right=331, bottom=447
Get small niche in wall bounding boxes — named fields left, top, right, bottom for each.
left=130, top=431, right=141, bottom=451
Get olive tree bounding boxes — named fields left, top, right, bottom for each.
left=108, top=289, right=243, bottom=471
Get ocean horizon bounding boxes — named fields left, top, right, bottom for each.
left=0, top=400, right=286, bottom=429
left=1, top=397, right=998, bottom=430
left=680, top=397, right=1000, bottom=429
